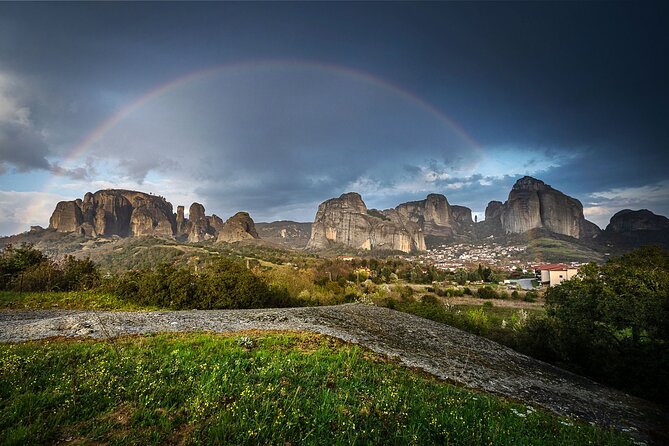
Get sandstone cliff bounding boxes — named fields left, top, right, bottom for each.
left=394, top=194, right=474, bottom=243
left=606, top=209, right=669, bottom=234
left=396, top=193, right=453, bottom=237
left=187, top=203, right=210, bottom=242
left=307, top=192, right=425, bottom=252
left=49, top=190, right=176, bottom=238
left=603, top=209, right=669, bottom=248
left=217, top=212, right=260, bottom=243
left=47, top=190, right=261, bottom=243
left=489, top=176, right=600, bottom=240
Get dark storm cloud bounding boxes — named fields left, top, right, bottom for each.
left=0, top=121, right=50, bottom=172
left=0, top=1, right=667, bottom=228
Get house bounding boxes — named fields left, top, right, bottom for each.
left=536, top=264, right=579, bottom=287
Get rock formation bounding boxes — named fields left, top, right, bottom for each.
left=393, top=194, right=474, bottom=243
left=49, top=201, right=84, bottom=233
left=49, top=190, right=176, bottom=238
left=606, top=209, right=669, bottom=234
left=451, top=205, right=474, bottom=230
left=484, top=201, right=503, bottom=222
left=187, top=203, right=210, bottom=242
left=175, top=206, right=188, bottom=236
left=217, top=212, right=260, bottom=243
left=603, top=209, right=669, bottom=248
left=485, top=176, right=600, bottom=240
left=396, top=194, right=453, bottom=237
left=307, top=192, right=425, bottom=252
left=47, top=189, right=261, bottom=243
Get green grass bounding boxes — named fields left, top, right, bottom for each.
left=0, top=332, right=632, bottom=445
left=524, top=237, right=604, bottom=263
left=0, top=291, right=160, bottom=311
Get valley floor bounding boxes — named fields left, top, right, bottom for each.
left=1, top=304, right=667, bottom=444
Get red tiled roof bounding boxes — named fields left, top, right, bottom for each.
left=537, top=264, right=571, bottom=271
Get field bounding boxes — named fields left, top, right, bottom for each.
left=0, top=291, right=158, bottom=311
left=0, top=332, right=633, bottom=445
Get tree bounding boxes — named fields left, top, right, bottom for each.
left=541, top=246, right=669, bottom=402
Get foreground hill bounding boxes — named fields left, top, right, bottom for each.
left=2, top=305, right=666, bottom=444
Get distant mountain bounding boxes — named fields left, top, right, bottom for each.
left=48, top=189, right=259, bottom=244
left=255, top=221, right=312, bottom=249
left=603, top=209, right=669, bottom=249
left=482, top=176, right=601, bottom=240
left=306, top=192, right=425, bottom=253
left=8, top=178, right=669, bottom=260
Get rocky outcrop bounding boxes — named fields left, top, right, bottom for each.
left=489, top=176, right=600, bottom=240
left=187, top=203, right=210, bottom=242
left=49, top=190, right=176, bottom=238
left=217, top=212, right=260, bottom=243
left=207, top=215, right=225, bottom=233
left=396, top=194, right=453, bottom=237
left=451, top=205, right=474, bottom=228
left=49, top=201, right=84, bottom=233
left=307, top=192, right=425, bottom=252
left=603, top=209, right=669, bottom=248
left=175, top=206, right=188, bottom=236
left=46, top=190, right=266, bottom=243
left=485, top=201, right=503, bottom=222
left=606, top=209, right=669, bottom=234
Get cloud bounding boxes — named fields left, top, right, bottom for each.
left=582, top=180, right=669, bottom=227
left=0, top=190, right=72, bottom=234
left=0, top=73, right=53, bottom=172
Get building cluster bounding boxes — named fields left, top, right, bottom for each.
left=423, top=243, right=530, bottom=272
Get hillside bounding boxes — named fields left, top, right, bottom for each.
left=1, top=305, right=666, bottom=444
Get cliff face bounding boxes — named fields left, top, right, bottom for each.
left=494, top=176, right=600, bottom=240
left=49, top=190, right=176, bottom=238
left=307, top=192, right=425, bottom=252
left=217, top=212, right=260, bottom=243
left=394, top=194, right=474, bottom=241
left=606, top=209, right=669, bottom=234
left=396, top=193, right=453, bottom=237
left=47, top=190, right=261, bottom=243
left=602, top=209, right=669, bottom=248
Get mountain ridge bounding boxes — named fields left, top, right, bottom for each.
left=22, top=176, right=669, bottom=255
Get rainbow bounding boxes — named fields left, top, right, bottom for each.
left=62, top=59, right=479, bottom=166
left=29, top=59, right=481, bottom=228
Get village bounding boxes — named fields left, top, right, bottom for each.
left=415, top=242, right=582, bottom=288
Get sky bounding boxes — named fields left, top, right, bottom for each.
left=0, top=2, right=668, bottom=236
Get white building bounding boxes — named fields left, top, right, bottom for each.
left=537, top=264, right=579, bottom=287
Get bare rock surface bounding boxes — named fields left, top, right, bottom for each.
left=49, top=190, right=176, bottom=238
left=216, top=211, right=259, bottom=243
left=1, top=304, right=666, bottom=443
left=307, top=192, right=425, bottom=252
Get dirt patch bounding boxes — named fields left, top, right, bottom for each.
left=1, top=304, right=667, bottom=444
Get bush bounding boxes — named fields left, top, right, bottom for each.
left=476, top=286, right=499, bottom=299
left=0, top=244, right=99, bottom=292
left=113, top=259, right=296, bottom=310
left=523, top=290, right=538, bottom=302
left=521, top=247, right=669, bottom=403
left=462, top=287, right=472, bottom=296
left=511, top=290, right=520, bottom=299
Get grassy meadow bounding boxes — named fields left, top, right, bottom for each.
left=0, top=332, right=633, bottom=446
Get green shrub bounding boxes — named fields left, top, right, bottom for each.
left=0, top=244, right=99, bottom=292
left=112, top=259, right=295, bottom=310
left=476, top=286, right=499, bottom=299
left=524, top=290, right=538, bottom=302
